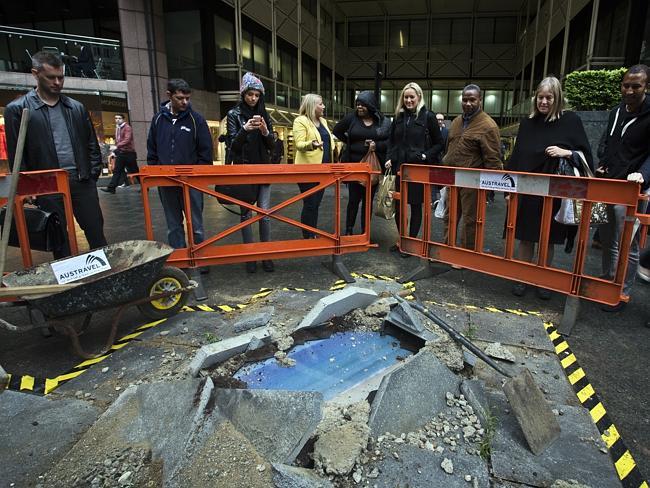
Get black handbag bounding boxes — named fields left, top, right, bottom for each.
left=214, top=184, right=259, bottom=205
left=0, top=205, right=66, bottom=252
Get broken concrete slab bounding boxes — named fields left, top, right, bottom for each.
left=213, top=388, right=323, bottom=464
left=488, top=391, right=620, bottom=487
left=188, top=326, right=272, bottom=377
left=234, top=306, right=274, bottom=333
left=467, top=309, right=555, bottom=352
left=385, top=301, right=439, bottom=342
left=502, top=369, right=561, bottom=455
left=136, top=310, right=229, bottom=346
left=460, top=379, right=490, bottom=428
left=484, top=342, right=516, bottom=362
left=364, top=296, right=398, bottom=317
left=0, top=363, right=7, bottom=392
left=272, top=463, right=333, bottom=488
left=368, top=350, right=461, bottom=437
left=0, top=391, right=101, bottom=487
left=297, top=287, right=378, bottom=330
left=369, top=441, right=490, bottom=487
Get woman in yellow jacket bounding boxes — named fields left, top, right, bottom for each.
left=293, top=93, right=334, bottom=238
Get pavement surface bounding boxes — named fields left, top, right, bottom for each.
left=1, top=182, right=649, bottom=485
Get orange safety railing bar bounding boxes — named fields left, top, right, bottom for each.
left=137, top=163, right=378, bottom=269
left=398, top=163, right=641, bottom=306
left=0, top=169, right=77, bottom=269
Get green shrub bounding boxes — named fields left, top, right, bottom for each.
left=564, top=68, right=626, bottom=111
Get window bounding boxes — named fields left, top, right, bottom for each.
left=390, top=20, right=409, bottom=48
left=430, top=90, right=449, bottom=114
left=475, top=18, right=494, bottom=44
left=165, top=10, right=204, bottom=89
left=336, top=22, right=345, bottom=42
left=431, top=19, right=451, bottom=44
left=483, top=90, right=502, bottom=115
left=253, top=35, right=268, bottom=76
left=451, top=18, right=471, bottom=44
left=349, top=21, right=383, bottom=47
left=448, top=90, right=463, bottom=114
left=215, top=15, right=235, bottom=64
left=494, top=17, right=517, bottom=43
left=409, top=20, right=427, bottom=46
left=301, top=0, right=317, bottom=17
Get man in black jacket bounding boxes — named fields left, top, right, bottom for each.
left=5, top=51, right=107, bottom=259
left=597, top=64, right=650, bottom=312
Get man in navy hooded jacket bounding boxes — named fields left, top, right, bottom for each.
left=147, top=79, right=213, bottom=249
left=597, top=64, right=650, bottom=312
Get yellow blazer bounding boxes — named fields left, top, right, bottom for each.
left=293, top=115, right=334, bottom=164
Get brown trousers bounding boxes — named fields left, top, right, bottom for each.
left=443, top=187, right=478, bottom=250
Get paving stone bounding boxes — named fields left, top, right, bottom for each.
left=386, top=301, right=438, bottom=342
left=0, top=391, right=101, bottom=487
left=467, top=309, right=554, bottom=352
left=188, top=327, right=272, bottom=376
left=213, top=388, right=323, bottom=464
left=370, top=442, right=490, bottom=487
left=0, top=363, right=7, bottom=392
left=136, top=311, right=229, bottom=346
left=460, top=379, right=490, bottom=427
left=297, top=287, right=379, bottom=330
left=233, top=306, right=274, bottom=333
left=271, top=463, right=333, bottom=488
left=488, top=391, right=620, bottom=487
left=368, top=350, right=461, bottom=437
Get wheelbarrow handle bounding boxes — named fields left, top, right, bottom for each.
left=393, top=295, right=513, bottom=378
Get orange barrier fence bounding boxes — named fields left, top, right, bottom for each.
left=0, top=169, right=77, bottom=268
left=398, top=164, right=642, bottom=306
left=138, top=163, right=377, bottom=280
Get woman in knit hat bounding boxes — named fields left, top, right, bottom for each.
left=226, top=72, right=275, bottom=273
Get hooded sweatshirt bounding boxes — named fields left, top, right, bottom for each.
left=597, top=96, right=650, bottom=184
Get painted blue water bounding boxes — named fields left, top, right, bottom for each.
left=234, top=331, right=413, bottom=401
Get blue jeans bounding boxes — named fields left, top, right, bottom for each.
left=600, top=198, right=648, bottom=296
left=158, top=186, right=204, bottom=248
left=241, top=184, right=271, bottom=243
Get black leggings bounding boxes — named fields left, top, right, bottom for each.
left=346, top=182, right=377, bottom=233
left=395, top=203, right=422, bottom=238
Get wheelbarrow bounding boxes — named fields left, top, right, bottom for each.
left=0, top=240, right=196, bottom=358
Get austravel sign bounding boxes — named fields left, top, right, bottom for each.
left=479, top=172, right=518, bottom=192
left=51, top=250, right=111, bottom=284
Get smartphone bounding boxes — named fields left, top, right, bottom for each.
left=253, top=115, right=262, bottom=125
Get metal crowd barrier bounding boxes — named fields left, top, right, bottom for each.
left=397, top=164, right=642, bottom=317
left=138, top=163, right=377, bottom=287
left=0, top=169, right=78, bottom=269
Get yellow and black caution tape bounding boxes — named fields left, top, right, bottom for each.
left=544, top=321, right=648, bottom=488
left=3, top=318, right=170, bottom=396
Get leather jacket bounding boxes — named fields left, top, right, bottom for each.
left=5, top=89, right=102, bottom=180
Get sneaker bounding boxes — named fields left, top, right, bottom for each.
left=246, top=262, right=257, bottom=273
left=601, top=301, right=626, bottom=312
left=100, top=187, right=115, bottom=194
left=118, top=183, right=127, bottom=188
left=400, top=252, right=411, bottom=258
left=536, top=287, right=551, bottom=300
left=512, top=283, right=527, bottom=297
left=262, top=260, right=274, bottom=272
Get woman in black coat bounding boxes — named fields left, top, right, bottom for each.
left=385, top=82, right=444, bottom=255
left=332, top=91, right=391, bottom=235
left=507, top=76, right=593, bottom=298
left=226, top=72, right=275, bottom=273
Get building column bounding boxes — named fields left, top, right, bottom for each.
left=297, top=0, right=302, bottom=90
left=542, top=0, right=554, bottom=77
left=271, top=0, right=278, bottom=105
left=316, top=0, right=321, bottom=94
left=585, top=0, right=600, bottom=69
left=519, top=0, right=530, bottom=103
left=560, top=0, right=572, bottom=78
left=528, top=0, right=541, bottom=95
left=117, top=0, right=168, bottom=162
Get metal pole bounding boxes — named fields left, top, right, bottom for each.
left=331, top=9, right=336, bottom=117
left=585, top=0, right=600, bottom=70
left=316, top=0, right=321, bottom=94
left=560, top=0, right=572, bottom=78
left=271, top=0, right=278, bottom=105
left=519, top=0, right=530, bottom=103
left=543, top=0, right=554, bottom=77
left=235, top=0, right=243, bottom=81
left=297, top=0, right=302, bottom=90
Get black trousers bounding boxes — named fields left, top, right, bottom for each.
left=37, top=177, right=107, bottom=259
left=298, top=182, right=325, bottom=239
left=395, top=203, right=423, bottom=238
left=346, top=182, right=377, bottom=234
left=107, top=151, right=139, bottom=189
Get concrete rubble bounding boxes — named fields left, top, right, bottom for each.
left=0, top=280, right=625, bottom=487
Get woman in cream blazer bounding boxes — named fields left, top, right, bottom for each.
left=292, top=93, right=333, bottom=237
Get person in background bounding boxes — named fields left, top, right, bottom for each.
left=102, top=113, right=138, bottom=193
left=333, top=90, right=391, bottom=235
left=226, top=72, right=275, bottom=273
left=442, top=84, right=502, bottom=250
left=506, top=76, right=592, bottom=299
left=385, top=82, right=444, bottom=257
left=5, top=51, right=107, bottom=258
left=271, top=130, right=284, bottom=163
left=146, top=78, right=213, bottom=268
left=436, top=113, right=448, bottom=159
left=596, top=64, right=650, bottom=312
left=293, top=93, right=334, bottom=239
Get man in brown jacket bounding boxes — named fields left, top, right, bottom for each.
left=442, top=84, right=502, bottom=249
